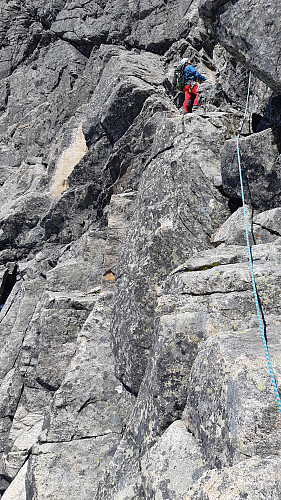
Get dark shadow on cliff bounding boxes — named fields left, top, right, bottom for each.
left=0, top=265, right=17, bottom=310
left=254, top=94, right=281, bottom=154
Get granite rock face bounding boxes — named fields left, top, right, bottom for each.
left=221, top=128, right=281, bottom=212
left=0, top=0, right=281, bottom=499
left=184, top=456, right=281, bottom=500
left=199, top=0, right=281, bottom=92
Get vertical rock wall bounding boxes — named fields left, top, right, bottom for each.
left=0, top=0, right=280, bottom=499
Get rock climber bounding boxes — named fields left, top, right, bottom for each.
left=181, top=59, right=206, bottom=114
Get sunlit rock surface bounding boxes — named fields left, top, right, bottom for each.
left=0, top=0, right=280, bottom=498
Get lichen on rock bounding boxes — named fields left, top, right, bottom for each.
left=0, top=0, right=280, bottom=499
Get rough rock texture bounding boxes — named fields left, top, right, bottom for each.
left=199, top=0, right=281, bottom=92
left=221, top=129, right=281, bottom=212
left=0, top=0, right=280, bottom=499
left=141, top=420, right=206, bottom=500
left=184, top=456, right=281, bottom=500
left=112, top=110, right=235, bottom=395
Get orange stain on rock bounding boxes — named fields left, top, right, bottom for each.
left=103, top=271, right=115, bottom=282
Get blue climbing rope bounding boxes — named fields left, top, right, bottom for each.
left=237, top=71, right=281, bottom=413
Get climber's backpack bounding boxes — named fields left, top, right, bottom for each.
left=173, top=64, right=185, bottom=91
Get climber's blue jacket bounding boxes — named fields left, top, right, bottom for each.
left=184, top=65, right=206, bottom=84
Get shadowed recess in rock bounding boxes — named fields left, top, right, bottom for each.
left=0, top=265, right=17, bottom=310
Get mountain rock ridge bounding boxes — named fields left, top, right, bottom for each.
left=0, top=0, right=280, bottom=499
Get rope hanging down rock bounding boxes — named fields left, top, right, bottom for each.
left=237, top=71, right=281, bottom=414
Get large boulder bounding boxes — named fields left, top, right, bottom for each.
left=141, top=420, right=206, bottom=499
left=199, top=0, right=281, bottom=92
left=253, top=208, right=281, bottom=244
left=185, top=328, right=281, bottom=469
left=221, top=129, right=281, bottom=212
left=185, top=456, right=281, bottom=500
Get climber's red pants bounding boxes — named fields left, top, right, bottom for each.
left=183, top=83, right=199, bottom=113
